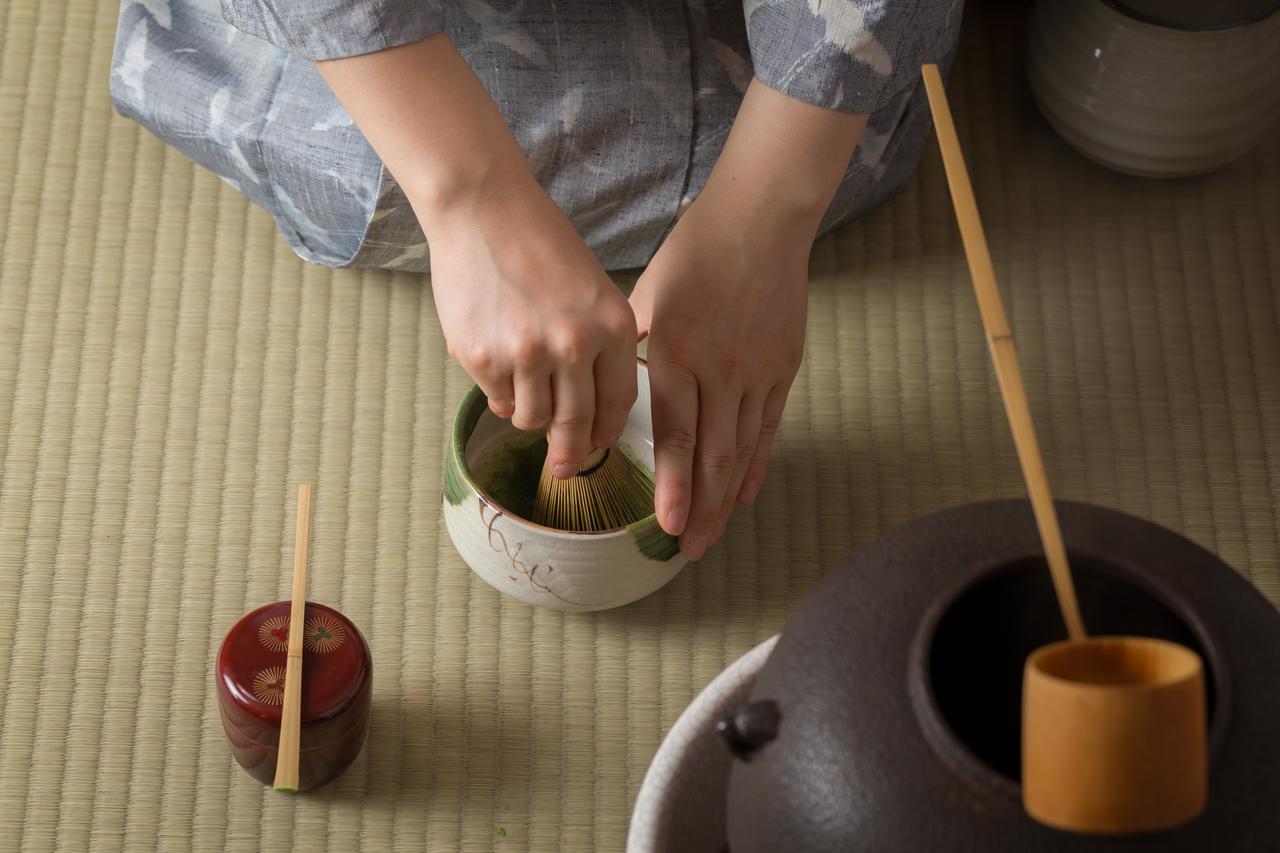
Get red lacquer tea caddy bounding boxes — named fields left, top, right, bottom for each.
left=216, top=601, right=371, bottom=790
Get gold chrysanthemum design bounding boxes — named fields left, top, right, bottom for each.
left=252, top=666, right=287, bottom=705
left=258, top=615, right=291, bottom=652
left=304, top=614, right=346, bottom=653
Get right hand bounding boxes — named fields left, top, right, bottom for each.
left=419, top=178, right=639, bottom=478
left=314, top=35, right=637, bottom=478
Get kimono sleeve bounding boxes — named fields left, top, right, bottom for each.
left=744, top=0, right=963, bottom=113
left=221, top=0, right=447, bottom=61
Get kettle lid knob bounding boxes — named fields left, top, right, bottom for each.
left=718, top=700, right=781, bottom=762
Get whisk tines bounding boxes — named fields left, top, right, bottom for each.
left=532, top=445, right=655, bottom=532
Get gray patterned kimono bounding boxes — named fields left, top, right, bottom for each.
left=110, top=1, right=962, bottom=272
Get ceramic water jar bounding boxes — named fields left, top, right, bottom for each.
left=723, top=500, right=1280, bottom=851
left=443, top=360, right=686, bottom=612
left=1027, top=0, right=1280, bottom=177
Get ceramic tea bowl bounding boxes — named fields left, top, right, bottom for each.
left=443, top=360, right=686, bottom=612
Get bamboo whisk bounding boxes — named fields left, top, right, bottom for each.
left=533, top=446, right=656, bottom=532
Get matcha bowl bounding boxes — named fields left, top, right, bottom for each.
left=443, top=361, right=687, bottom=612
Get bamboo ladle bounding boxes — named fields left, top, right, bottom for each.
left=922, top=64, right=1206, bottom=834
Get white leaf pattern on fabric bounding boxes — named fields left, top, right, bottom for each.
left=113, top=18, right=153, bottom=103
left=806, top=0, right=890, bottom=74
left=324, top=167, right=375, bottom=208
left=386, top=241, right=430, bottom=268
left=493, top=31, right=548, bottom=63
left=208, top=87, right=259, bottom=186
left=576, top=198, right=621, bottom=225
left=710, top=38, right=751, bottom=93
left=275, top=186, right=346, bottom=254
left=562, top=86, right=586, bottom=133
left=524, top=134, right=555, bottom=178
left=139, top=0, right=172, bottom=29
left=311, top=101, right=353, bottom=131
left=468, top=1, right=549, bottom=64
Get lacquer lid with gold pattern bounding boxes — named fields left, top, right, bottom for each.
left=216, top=600, right=371, bottom=789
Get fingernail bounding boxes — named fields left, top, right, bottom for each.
left=665, top=505, right=688, bottom=535
left=553, top=463, right=577, bottom=479
left=738, top=481, right=760, bottom=506
left=600, top=432, right=622, bottom=448
left=684, top=536, right=706, bottom=561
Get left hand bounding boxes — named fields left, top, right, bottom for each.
left=632, top=78, right=867, bottom=561
left=630, top=186, right=810, bottom=561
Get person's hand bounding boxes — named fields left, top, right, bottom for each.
left=630, top=187, right=809, bottom=560
left=630, top=78, right=866, bottom=560
left=315, top=34, right=637, bottom=477
left=425, top=178, right=639, bottom=476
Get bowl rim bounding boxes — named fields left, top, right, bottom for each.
left=449, top=357, right=666, bottom=540
left=1025, top=634, right=1204, bottom=692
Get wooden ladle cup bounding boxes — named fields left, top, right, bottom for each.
left=1022, top=636, right=1207, bottom=833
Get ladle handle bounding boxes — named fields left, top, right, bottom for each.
left=921, top=64, right=1086, bottom=641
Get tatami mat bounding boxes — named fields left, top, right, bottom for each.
left=1, top=2, right=1277, bottom=851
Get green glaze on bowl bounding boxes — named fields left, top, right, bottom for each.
left=632, top=517, right=681, bottom=562
left=443, top=449, right=469, bottom=507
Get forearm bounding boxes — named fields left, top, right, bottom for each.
left=702, top=78, right=868, bottom=235
left=314, top=33, right=538, bottom=230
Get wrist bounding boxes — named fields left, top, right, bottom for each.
left=699, top=78, right=868, bottom=235
left=691, top=170, right=826, bottom=248
left=709, top=165, right=829, bottom=232
left=404, top=150, right=542, bottom=234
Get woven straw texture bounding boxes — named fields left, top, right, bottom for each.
left=1, top=2, right=1277, bottom=851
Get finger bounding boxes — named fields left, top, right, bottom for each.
left=681, top=388, right=740, bottom=562
left=481, top=375, right=516, bottom=419
left=511, top=366, right=553, bottom=432
left=649, top=357, right=698, bottom=538
left=545, top=365, right=596, bottom=478
left=737, top=384, right=789, bottom=506
left=591, top=340, right=638, bottom=448
left=714, top=394, right=763, bottom=541
left=449, top=338, right=515, bottom=419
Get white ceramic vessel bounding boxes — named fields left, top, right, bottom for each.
left=627, top=636, right=779, bottom=853
left=1027, top=0, right=1280, bottom=177
left=443, top=361, right=687, bottom=612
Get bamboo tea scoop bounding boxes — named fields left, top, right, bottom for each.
left=273, top=483, right=312, bottom=793
left=922, top=64, right=1207, bottom=834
